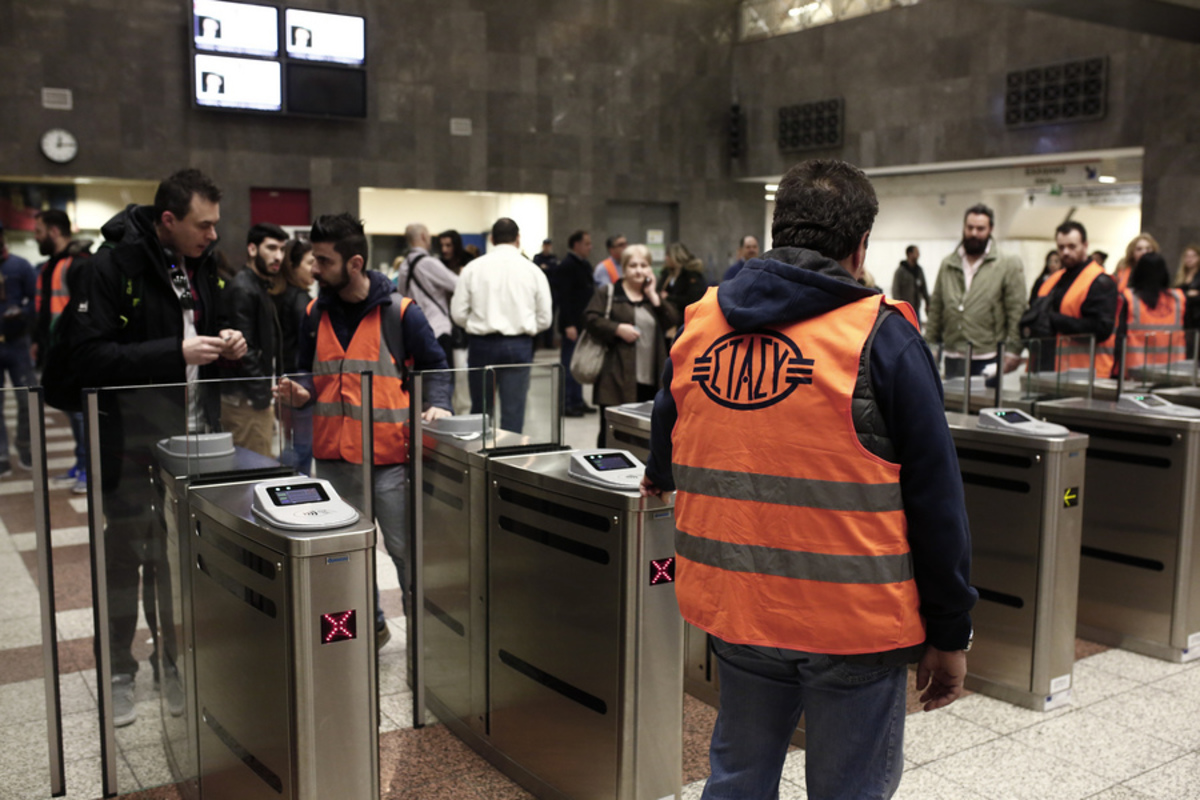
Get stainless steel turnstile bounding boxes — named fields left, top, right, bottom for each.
left=154, top=435, right=289, bottom=799
left=1155, top=386, right=1200, bottom=409
left=603, top=401, right=653, bottom=462
left=942, top=376, right=1037, bottom=415
left=1038, top=398, right=1200, bottom=662
left=947, top=412, right=1088, bottom=709
left=485, top=451, right=682, bottom=800
left=1023, top=368, right=1122, bottom=402
left=187, top=482, right=378, bottom=800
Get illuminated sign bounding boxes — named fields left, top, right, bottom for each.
left=320, top=609, right=357, bottom=644
left=193, top=0, right=279, bottom=58
left=285, top=9, right=366, bottom=66
left=650, top=557, right=675, bottom=586
left=194, top=54, right=282, bottom=112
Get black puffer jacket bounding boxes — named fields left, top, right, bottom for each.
left=219, top=265, right=281, bottom=408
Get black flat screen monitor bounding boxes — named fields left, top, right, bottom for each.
left=194, top=54, right=282, bottom=112
left=286, top=63, right=366, bottom=118
left=192, top=0, right=279, bottom=58
left=285, top=8, right=366, bottom=66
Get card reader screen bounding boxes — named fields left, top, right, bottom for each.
left=267, top=483, right=330, bottom=506
left=994, top=410, right=1032, bottom=424
left=1134, top=395, right=1168, bottom=407
left=585, top=452, right=637, bottom=472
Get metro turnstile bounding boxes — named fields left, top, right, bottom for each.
left=941, top=375, right=1038, bottom=415
left=1038, top=398, right=1200, bottom=662
left=604, top=401, right=653, bottom=463
left=154, top=435, right=290, bottom=799
left=187, top=482, right=378, bottom=800
left=1155, top=386, right=1200, bottom=409
left=485, top=451, right=682, bottom=800
left=946, top=412, right=1087, bottom=709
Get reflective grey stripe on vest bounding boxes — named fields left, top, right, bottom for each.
left=314, top=402, right=407, bottom=424
left=312, top=358, right=401, bottom=378
left=674, top=463, right=903, bottom=513
left=676, top=530, right=914, bottom=585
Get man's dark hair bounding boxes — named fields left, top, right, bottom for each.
left=771, top=159, right=878, bottom=261
left=247, top=222, right=288, bottom=247
left=1091, top=250, right=1108, bottom=265
left=568, top=230, right=588, bottom=250
left=492, top=217, right=519, bottom=246
left=739, top=234, right=758, bottom=248
left=1056, top=220, right=1088, bottom=242
left=605, top=234, right=625, bottom=250
left=310, top=213, right=368, bottom=265
left=905, top=244, right=918, bottom=257
left=36, top=209, right=72, bottom=237
left=963, top=203, right=995, bottom=228
left=154, top=169, right=222, bottom=223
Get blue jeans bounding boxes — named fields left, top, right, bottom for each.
left=703, top=637, right=907, bottom=800
left=560, top=335, right=585, bottom=410
left=0, top=340, right=33, bottom=463
left=71, top=411, right=86, bottom=467
left=316, top=460, right=410, bottom=626
left=467, top=334, right=534, bottom=434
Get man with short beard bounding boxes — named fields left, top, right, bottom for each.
left=926, top=204, right=1027, bottom=378
left=220, top=222, right=288, bottom=454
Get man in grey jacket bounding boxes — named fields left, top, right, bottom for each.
left=926, top=204, right=1027, bottom=377
left=397, top=223, right=459, bottom=365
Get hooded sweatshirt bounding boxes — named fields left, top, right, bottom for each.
left=647, top=248, right=975, bottom=652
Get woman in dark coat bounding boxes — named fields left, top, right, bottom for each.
left=272, top=238, right=316, bottom=473
left=583, top=244, right=680, bottom=446
left=660, top=241, right=709, bottom=327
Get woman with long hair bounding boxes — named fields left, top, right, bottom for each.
left=1117, top=252, right=1187, bottom=376
left=273, top=238, right=316, bottom=473
left=1113, top=233, right=1160, bottom=294
left=660, top=241, right=709, bottom=323
left=436, top=229, right=475, bottom=274
left=583, top=244, right=680, bottom=446
left=1029, top=249, right=1063, bottom=303
left=1174, top=245, right=1200, bottom=335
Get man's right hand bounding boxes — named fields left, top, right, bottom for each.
left=182, top=336, right=229, bottom=365
left=565, top=326, right=578, bottom=342
left=916, top=647, right=967, bottom=711
left=275, top=376, right=311, bottom=408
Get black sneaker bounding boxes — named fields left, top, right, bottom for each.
left=579, top=405, right=598, bottom=414
left=376, top=620, right=391, bottom=650
left=564, top=407, right=585, bottom=417
left=17, top=453, right=32, bottom=471
left=0, top=462, right=11, bottom=478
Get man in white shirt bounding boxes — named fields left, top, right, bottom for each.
left=450, top=217, right=553, bottom=433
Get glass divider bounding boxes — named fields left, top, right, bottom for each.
left=84, top=388, right=120, bottom=796
left=410, top=372, right=426, bottom=729
left=29, top=387, right=66, bottom=797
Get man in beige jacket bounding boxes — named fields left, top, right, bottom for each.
left=925, top=204, right=1027, bottom=377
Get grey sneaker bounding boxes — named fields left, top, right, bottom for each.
left=161, top=664, right=185, bottom=717
left=112, top=674, right=137, bottom=727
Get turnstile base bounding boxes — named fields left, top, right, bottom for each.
left=964, top=674, right=1072, bottom=712
left=1077, top=624, right=1200, bottom=664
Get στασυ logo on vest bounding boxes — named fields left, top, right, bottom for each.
left=690, top=330, right=814, bottom=410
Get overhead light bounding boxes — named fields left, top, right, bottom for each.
left=765, top=183, right=779, bottom=192
left=788, top=1, right=820, bottom=17
left=1098, top=175, right=1117, bottom=184
left=765, top=194, right=776, bottom=202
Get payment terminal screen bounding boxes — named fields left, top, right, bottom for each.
left=995, top=410, right=1031, bottom=424
left=268, top=484, right=330, bottom=506
left=585, top=452, right=637, bottom=472
left=1135, top=395, right=1168, bottom=407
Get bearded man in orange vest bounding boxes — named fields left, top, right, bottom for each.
left=642, top=159, right=976, bottom=800
left=277, top=213, right=452, bottom=645
left=1035, top=221, right=1119, bottom=375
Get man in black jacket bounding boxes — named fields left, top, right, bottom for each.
left=70, top=169, right=247, bottom=727
left=220, top=222, right=288, bottom=455
left=555, top=229, right=597, bottom=416
left=891, top=245, right=930, bottom=323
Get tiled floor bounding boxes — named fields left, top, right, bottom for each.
left=8, top=367, right=1200, bottom=799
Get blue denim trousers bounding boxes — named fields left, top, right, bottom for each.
left=467, top=334, right=534, bottom=434
left=0, top=340, right=33, bottom=462
left=559, top=334, right=585, bottom=410
left=316, top=460, right=410, bottom=626
left=702, top=637, right=907, bottom=800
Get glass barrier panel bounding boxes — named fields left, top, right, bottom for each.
left=1127, top=329, right=1195, bottom=388
left=2, top=386, right=69, bottom=799
left=482, top=362, right=563, bottom=450
left=1020, top=333, right=1102, bottom=401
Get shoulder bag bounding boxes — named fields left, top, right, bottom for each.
left=569, top=284, right=613, bottom=384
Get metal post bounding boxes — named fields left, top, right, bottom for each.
left=1194, top=330, right=1199, bottom=387
left=85, top=390, right=120, bottom=797
left=1116, top=333, right=1126, bottom=398
left=1086, top=335, right=1096, bottom=401
left=29, top=388, right=65, bottom=796
left=360, top=371, right=374, bottom=520
left=410, top=372, right=425, bottom=728
left=962, top=342, right=973, bottom=415
left=994, top=342, right=1005, bottom=409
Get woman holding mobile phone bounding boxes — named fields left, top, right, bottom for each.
left=583, top=244, right=681, bottom=446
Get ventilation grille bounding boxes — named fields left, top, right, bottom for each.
left=778, top=98, right=843, bottom=152
left=1005, top=57, right=1107, bottom=128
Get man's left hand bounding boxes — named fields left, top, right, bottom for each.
left=640, top=474, right=665, bottom=498
left=219, top=329, right=248, bottom=359
left=916, top=647, right=967, bottom=711
left=1003, top=353, right=1023, bottom=373
left=422, top=406, right=452, bottom=422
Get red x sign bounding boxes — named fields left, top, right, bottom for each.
left=321, top=609, right=357, bottom=644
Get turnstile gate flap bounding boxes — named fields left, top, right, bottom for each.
left=189, top=482, right=374, bottom=557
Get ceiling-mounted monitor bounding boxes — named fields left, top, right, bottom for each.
left=285, top=8, right=366, bottom=66
left=193, top=54, right=282, bottom=112
left=192, top=0, right=279, bottom=58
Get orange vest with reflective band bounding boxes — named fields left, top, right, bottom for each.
left=312, top=298, right=413, bottom=465
left=669, top=287, right=926, bottom=655
left=36, top=255, right=73, bottom=319
left=1115, top=265, right=1131, bottom=295
left=1122, top=288, right=1187, bottom=374
left=1037, top=262, right=1116, bottom=376
left=601, top=257, right=619, bottom=284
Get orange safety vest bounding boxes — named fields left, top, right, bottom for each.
left=1122, top=288, right=1187, bottom=374
left=1115, top=264, right=1131, bottom=295
left=600, top=257, right=619, bottom=284
left=669, top=287, right=926, bottom=655
left=312, top=298, right=413, bottom=465
left=1036, top=262, right=1116, bottom=377
left=35, top=255, right=73, bottom=319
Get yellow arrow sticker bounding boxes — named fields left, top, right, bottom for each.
left=1064, top=487, right=1079, bottom=508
